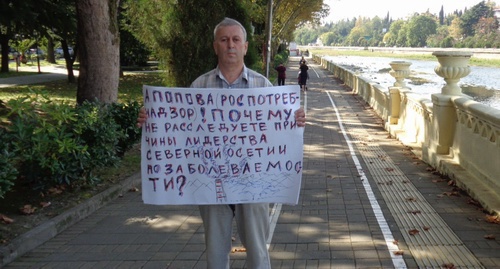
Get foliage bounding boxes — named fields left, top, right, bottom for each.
left=108, top=101, right=142, bottom=157
left=296, top=1, right=500, bottom=49
left=273, top=48, right=289, bottom=67
left=0, top=128, right=17, bottom=199
left=123, top=0, right=258, bottom=87
left=0, top=91, right=142, bottom=192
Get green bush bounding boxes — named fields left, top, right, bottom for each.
left=0, top=91, right=142, bottom=192
left=0, top=128, right=17, bottom=199
left=109, top=101, right=142, bottom=157
left=274, top=49, right=289, bottom=68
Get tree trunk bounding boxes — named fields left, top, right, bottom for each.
left=46, top=36, right=56, bottom=64
left=0, top=33, right=10, bottom=73
left=76, top=0, right=120, bottom=105
left=61, top=39, right=76, bottom=84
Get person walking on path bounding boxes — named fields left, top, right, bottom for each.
left=275, top=63, right=287, bottom=86
left=137, top=17, right=306, bottom=269
left=299, top=61, right=309, bottom=91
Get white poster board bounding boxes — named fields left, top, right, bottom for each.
left=141, top=85, right=303, bottom=205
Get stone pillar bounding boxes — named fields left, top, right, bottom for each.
left=388, top=61, right=411, bottom=125
left=430, top=51, right=472, bottom=155
left=388, top=86, right=401, bottom=124
left=389, top=61, right=412, bottom=88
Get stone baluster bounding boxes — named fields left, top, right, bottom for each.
left=432, top=51, right=472, bottom=95
left=429, top=51, right=473, bottom=155
left=388, top=61, right=411, bottom=125
left=389, top=61, right=412, bottom=88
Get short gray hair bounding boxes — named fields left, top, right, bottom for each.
left=213, top=17, right=247, bottom=42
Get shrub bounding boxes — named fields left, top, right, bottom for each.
left=0, top=128, right=17, bottom=198
left=1, top=91, right=142, bottom=192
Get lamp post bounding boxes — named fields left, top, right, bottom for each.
left=265, top=0, right=273, bottom=78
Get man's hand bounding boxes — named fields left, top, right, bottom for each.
left=295, top=107, right=306, bottom=127
left=136, top=107, right=148, bottom=128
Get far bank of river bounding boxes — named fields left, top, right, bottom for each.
left=304, top=46, right=500, bottom=109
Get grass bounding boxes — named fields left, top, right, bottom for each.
left=0, top=70, right=164, bottom=104
left=307, top=47, right=500, bottom=68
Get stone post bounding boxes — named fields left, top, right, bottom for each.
left=388, top=61, right=411, bottom=125
left=430, top=51, right=472, bottom=155
left=389, top=61, right=412, bottom=88
left=388, top=86, right=401, bottom=124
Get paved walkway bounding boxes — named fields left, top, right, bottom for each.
left=0, top=65, right=72, bottom=88
left=1, top=57, right=499, bottom=268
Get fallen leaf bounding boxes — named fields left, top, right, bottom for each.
left=408, top=229, right=420, bottom=235
left=48, top=187, right=63, bottom=195
left=392, top=240, right=399, bottom=245
left=0, top=214, right=14, bottom=224
left=484, top=234, right=496, bottom=240
left=385, top=167, right=395, bottom=172
left=129, top=187, right=139, bottom=192
left=441, top=263, right=456, bottom=269
left=40, top=201, right=51, bottom=208
left=393, top=250, right=404, bottom=255
left=442, top=192, right=460, bottom=197
left=406, top=197, right=417, bottom=202
left=231, top=247, right=246, bottom=253
left=467, top=199, right=482, bottom=207
left=20, top=205, right=36, bottom=215
left=485, top=215, right=500, bottom=224
left=423, top=226, right=431, bottom=231
left=409, top=210, right=421, bottom=215
left=447, top=180, right=455, bottom=186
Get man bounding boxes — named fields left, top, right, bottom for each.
left=137, top=17, right=306, bottom=269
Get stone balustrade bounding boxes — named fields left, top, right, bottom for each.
left=315, top=53, right=500, bottom=215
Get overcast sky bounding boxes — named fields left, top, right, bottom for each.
left=323, top=0, right=488, bottom=23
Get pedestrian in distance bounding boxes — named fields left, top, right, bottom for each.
left=299, top=55, right=306, bottom=65
left=136, top=17, right=306, bottom=269
left=299, top=61, right=309, bottom=91
left=275, top=63, right=287, bottom=86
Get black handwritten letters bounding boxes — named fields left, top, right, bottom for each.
left=141, top=86, right=304, bottom=205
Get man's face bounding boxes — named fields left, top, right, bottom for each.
left=213, top=25, right=248, bottom=66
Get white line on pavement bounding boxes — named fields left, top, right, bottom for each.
left=326, top=91, right=407, bottom=269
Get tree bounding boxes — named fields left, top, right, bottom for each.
left=76, top=0, right=120, bottom=104
left=406, top=14, right=437, bottom=47
left=123, top=0, right=258, bottom=87
left=439, top=5, right=445, bottom=25
left=0, top=1, right=39, bottom=73
left=383, top=20, right=405, bottom=46
left=460, top=1, right=492, bottom=37
left=271, top=0, right=328, bottom=53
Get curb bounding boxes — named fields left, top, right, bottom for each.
left=0, top=172, right=141, bottom=267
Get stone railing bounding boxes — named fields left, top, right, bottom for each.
left=315, top=53, right=500, bottom=215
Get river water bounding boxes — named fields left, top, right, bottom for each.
left=323, top=55, right=500, bottom=109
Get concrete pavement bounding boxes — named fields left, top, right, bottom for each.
left=0, top=65, right=72, bottom=88
left=1, top=57, right=499, bottom=268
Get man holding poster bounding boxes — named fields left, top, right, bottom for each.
left=137, top=18, right=306, bottom=269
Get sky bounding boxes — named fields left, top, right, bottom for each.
left=323, top=0, right=489, bottom=23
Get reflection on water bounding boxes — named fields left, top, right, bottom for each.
left=324, top=56, right=500, bottom=109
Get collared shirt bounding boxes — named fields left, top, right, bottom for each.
left=190, top=65, right=272, bottom=89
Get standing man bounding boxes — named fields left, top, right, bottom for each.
left=137, top=17, right=306, bottom=269
left=275, top=63, right=287, bottom=86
